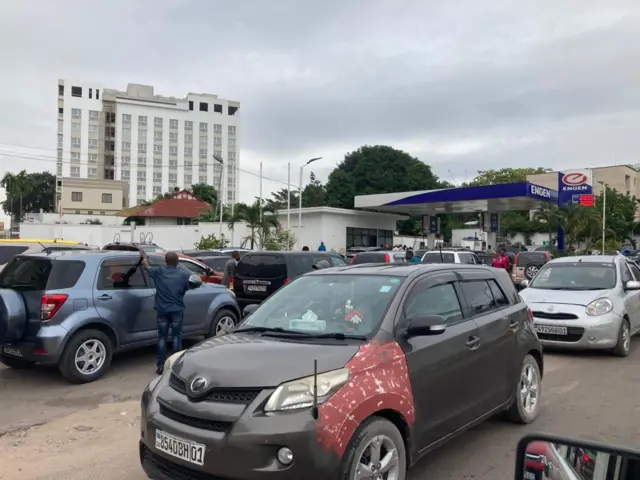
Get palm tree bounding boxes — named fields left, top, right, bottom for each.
left=227, top=199, right=278, bottom=249
left=533, top=204, right=562, bottom=247
left=1, top=171, right=33, bottom=223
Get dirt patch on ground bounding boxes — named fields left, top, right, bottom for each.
left=0, top=401, right=142, bottom=480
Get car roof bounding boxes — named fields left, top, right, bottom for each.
left=306, top=263, right=491, bottom=277
left=23, top=250, right=142, bottom=260
left=548, top=255, right=618, bottom=264
left=243, top=251, right=338, bottom=256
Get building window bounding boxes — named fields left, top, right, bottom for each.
left=71, top=122, right=81, bottom=131
left=214, top=124, right=222, bottom=133
left=154, top=117, right=163, bottom=127
left=72, top=108, right=82, bottom=119
left=346, top=227, right=394, bottom=248
left=89, top=124, right=99, bottom=133
left=169, top=119, right=179, bottom=129
left=137, top=171, right=147, bottom=180
left=137, top=184, right=146, bottom=193
left=153, top=172, right=162, bottom=181
left=121, top=142, right=131, bottom=151
left=70, top=167, right=80, bottom=177
left=169, top=173, right=177, bottom=182
left=153, top=186, right=162, bottom=195
left=154, top=144, right=163, bottom=153
left=71, top=192, right=83, bottom=202
left=214, top=137, right=222, bottom=146
left=184, top=147, right=193, bottom=156
left=58, top=84, right=64, bottom=96
left=71, top=86, right=82, bottom=97
left=121, top=156, right=130, bottom=165
left=199, top=102, right=208, bottom=112
left=199, top=175, right=207, bottom=183
left=184, top=120, right=193, bottom=131
left=169, top=132, right=178, bottom=142
left=138, top=143, right=147, bottom=153
left=139, top=115, right=147, bottom=126
left=199, top=122, right=208, bottom=132
left=123, top=114, right=132, bottom=123
left=169, top=159, right=178, bottom=167
left=88, top=168, right=98, bottom=176
left=199, top=164, right=207, bottom=172
left=89, top=154, right=98, bottom=163
left=154, top=131, right=163, bottom=141
left=122, top=127, right=131, bottom=135
left=228, top=151, right=236, bottom=160
left=199, top=148, right=208, bottom=158
left=184, top=174, right=192, bottom=184
left=101, top=193, right=113, bottom=203
left=57, top=134, right=63, bottom=148
left=228, top=125, right=236, bottom=135
left=169, top=146, right=178, bottom=156
left=71, top=152, right=81, bottom=160
left=88, top=139, right=98, bottom=149
left=89, top=110, right=99, bottom=120
left=137, top=158, right=147, bottom=167
left=154, top=158, right=162, bottom=167
left=121, top=169, right=130, bottom=180
left=71, top=137, right=81, bottom=148
left=184, top=133, right=193, bottom=143
left=229, top=138, right=236, bottom=146
left=213, top=104, right=223, bottom=113
left=138, top=131, right=147, bottom=141
left=199, top=136, right=208, bottom=145
left=184, top=160, right=193, bottom=168
left=188, top=100, right=194, bottom=111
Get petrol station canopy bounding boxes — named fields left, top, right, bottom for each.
left=354, top=182, right=559, bottom=215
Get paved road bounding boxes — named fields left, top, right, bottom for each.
left=1, top=342, right=640, bottom=480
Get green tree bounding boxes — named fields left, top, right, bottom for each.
left=467, top=167, right=551, bottom=186
left=227, top=199, right=279, bottom=249
left=263, top=228, right=297, bottom=251
left=190, top=183, right=218, bottom=205
left=194, top=233, right=229, bottom=249
left=324, top=145, right=443, bottom=209
left=596, top=187, right=637, bottom=245
left=1, top=170, right=55, bottom=222
left=266, top=172, right=326, bottom=210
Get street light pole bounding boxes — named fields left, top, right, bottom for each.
left=298, top=157, right=322, bottom=249
left=599, top=181, right=607, bottom=252
left=213, top=154, right=225, bottom=239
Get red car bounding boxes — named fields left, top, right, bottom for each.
left=153, top=253, right=223, bottom=285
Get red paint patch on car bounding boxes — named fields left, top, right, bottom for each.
left=316, top=340, right=415, bottom=456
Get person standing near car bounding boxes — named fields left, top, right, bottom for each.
left=318, top=241, right=327, bottom=251
left=141, top=251, right=190, bottom=375
left=221, top=250, right=241, bottom=288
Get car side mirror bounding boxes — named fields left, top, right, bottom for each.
left=406, top=314, right=447, bottom=337
left=625, top=280, right=640, bottom=290
left=205, top=268, right=213, bottom=276
left=520, top=280, right=529, bottom=289
left=188, top=274, right=203, bottom=289
left=243, top=304, right=259, bottom=318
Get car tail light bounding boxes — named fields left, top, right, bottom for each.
left=514, top=253, right=520, bottom=266
left=283, top=277, right=291, bottom=285
left=350, top=257, right=355, bottom=265
left=545, top=252, right=550, bottom=262
left=385, top=253, right=391, bottom=263
left=41, top=294, right=68, bottom=321
left=229, top=276, right=234, bottom=289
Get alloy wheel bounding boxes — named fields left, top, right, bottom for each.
left=525, top=265, right=539, bottom=279
left=519, top=363, right=539, bottom=415
left=622, top=323, right=631, bottom=353
left=216, top=317, right=236, bottom=336
left=354, top=434, right=400, bottom=480
left=74, top=339, right=107, bottom=375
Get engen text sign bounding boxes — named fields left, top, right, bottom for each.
left=528, top=184, right=554, bottom=201
left=558, top=169, right=592, bottom=205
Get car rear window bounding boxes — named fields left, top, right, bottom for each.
left=352, top=252, right=389, bottom=264
left=288, top=255, right=316, bottom=277
left=0, top=257, right=85, bottom=291
left=0, top=246, right=30, bottom=265
left=200, top=256, right=231, bottom=272
left=516, top=252, right=548, bottom=266
left=235, top=254, right=286, bottom=279
left=422, top=252, right=455, bottom=263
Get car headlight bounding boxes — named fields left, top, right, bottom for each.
left=586, top=298, right=614, bottom=316
left=164, top=350, right=186, bottom=372
left=264, top=368, right=350, bottom=412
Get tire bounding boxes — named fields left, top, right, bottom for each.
left=524, top=263, right=542, bottom=280
left=208, top=309, right=238, bottom=337
left=505, top=354, right=542, bottom=424
left=340, top=416, right=407, bottom=480
left=612, top=319, right=631, bottom=357
left=58, top=329, right=113, bottom=384
left=0, top=354, right=34, bottom=369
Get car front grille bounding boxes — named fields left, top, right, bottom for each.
left=141, top=444, right=223, bottom=480
left=532, top=311, right=579, bottom=320
left=537, top=326, right=584, bottom=342
left=159, top=404, right=231, bottom=432
left=169, top=373, right=261, bottom=404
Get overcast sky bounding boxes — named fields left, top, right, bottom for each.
left=2, top=0, right=640, bottom=225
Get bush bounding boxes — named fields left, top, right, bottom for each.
left=195, top=234, right=229, bottom=250
left=262, top=229, right=296, bottom=251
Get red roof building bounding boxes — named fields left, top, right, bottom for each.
left=116, top=190, right=212, bottom=224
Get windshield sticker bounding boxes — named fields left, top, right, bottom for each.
left=289, top=319, right=326, bottom=332
left=389, top=278, right=401, bottom=284
left=379, top=285, right=392, bottom=293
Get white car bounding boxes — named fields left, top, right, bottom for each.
left=421, top=250, right=482, bottom=264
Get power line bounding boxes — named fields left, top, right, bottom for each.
left=0, top=141, right=300, bottom=189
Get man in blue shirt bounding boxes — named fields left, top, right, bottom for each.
left=318, top=242, right=327, bottom=251
left=142, top=251, right=190, bottom=374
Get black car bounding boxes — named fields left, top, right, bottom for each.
left=232, top=251, right=348, bottom=308
left=140, top=263, right=543, bottom=480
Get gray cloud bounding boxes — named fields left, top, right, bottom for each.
left=2, top=0, right=640, bottom=199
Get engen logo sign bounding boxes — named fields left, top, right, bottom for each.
left=558, top=169, right=592, bottom=205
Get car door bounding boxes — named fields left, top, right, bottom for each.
left=457, top=271, right=519, bottom=414
left=179, top=257, right=216, bottom=283
left=94, top=256, right=156, bottom=344
left=623, top=261, right=640, bottom=332
left=397, top=271, right=481, bottom=450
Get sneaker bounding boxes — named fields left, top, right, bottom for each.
left=156, top=365, right=164, bottom=375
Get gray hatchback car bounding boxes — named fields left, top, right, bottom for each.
left=0, top=251, right=240, bottom=383
left=140, top=263, right=543, bottom=480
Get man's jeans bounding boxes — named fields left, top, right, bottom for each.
left=157, top=310, right=184, bottom=367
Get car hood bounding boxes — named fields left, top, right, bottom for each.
left=172, top=333, right=360, bottom=388
left=520, top=288, right=611, bottom=306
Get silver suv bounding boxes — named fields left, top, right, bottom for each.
left=0, top=251, right=240, bottom=383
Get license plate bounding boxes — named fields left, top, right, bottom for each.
left=2, top=347, right=22, bottom=357
left=535, top=325, right=568, bottom=335
left=155, top=430, right=205, bottom=466
left=524, top=471, right=536, bottom=480
left=246, top=285, right=267, bottom=292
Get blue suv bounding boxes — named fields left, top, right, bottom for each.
left=0, top=250, right=240, bottom=383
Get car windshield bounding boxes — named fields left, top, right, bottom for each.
left=529, top=262, right=617, bottom=290
left=422, top=252, right=455, bottom=263
left=238, top=274, right=405, bottom=337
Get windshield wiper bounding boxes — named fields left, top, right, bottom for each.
left=233, top=326, right=313, bottom=336
left=303, top=332, right=368, bottom=340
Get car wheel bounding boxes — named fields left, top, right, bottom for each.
left=208, top=309, right=238, bottom=337
left=58, top=329, right=113, bottom=384
left=524, top=263, right=541, bottom=280
left=340, top=416, right=407, bottom=480
left=505, top=354, right=542, bottom=424
left=612, top=319, right=631, bottom=357
left=0, top=354, right=34, bottom=369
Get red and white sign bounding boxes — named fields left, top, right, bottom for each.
left=561, top=169, right=592, bottom=187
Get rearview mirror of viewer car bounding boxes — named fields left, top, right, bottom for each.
left=243, top=304, right=259, bottom=318
left=406, top=315, right=447, bottom=337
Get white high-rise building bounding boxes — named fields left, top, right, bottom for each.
left=56, top=80, right=240, bottom=208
